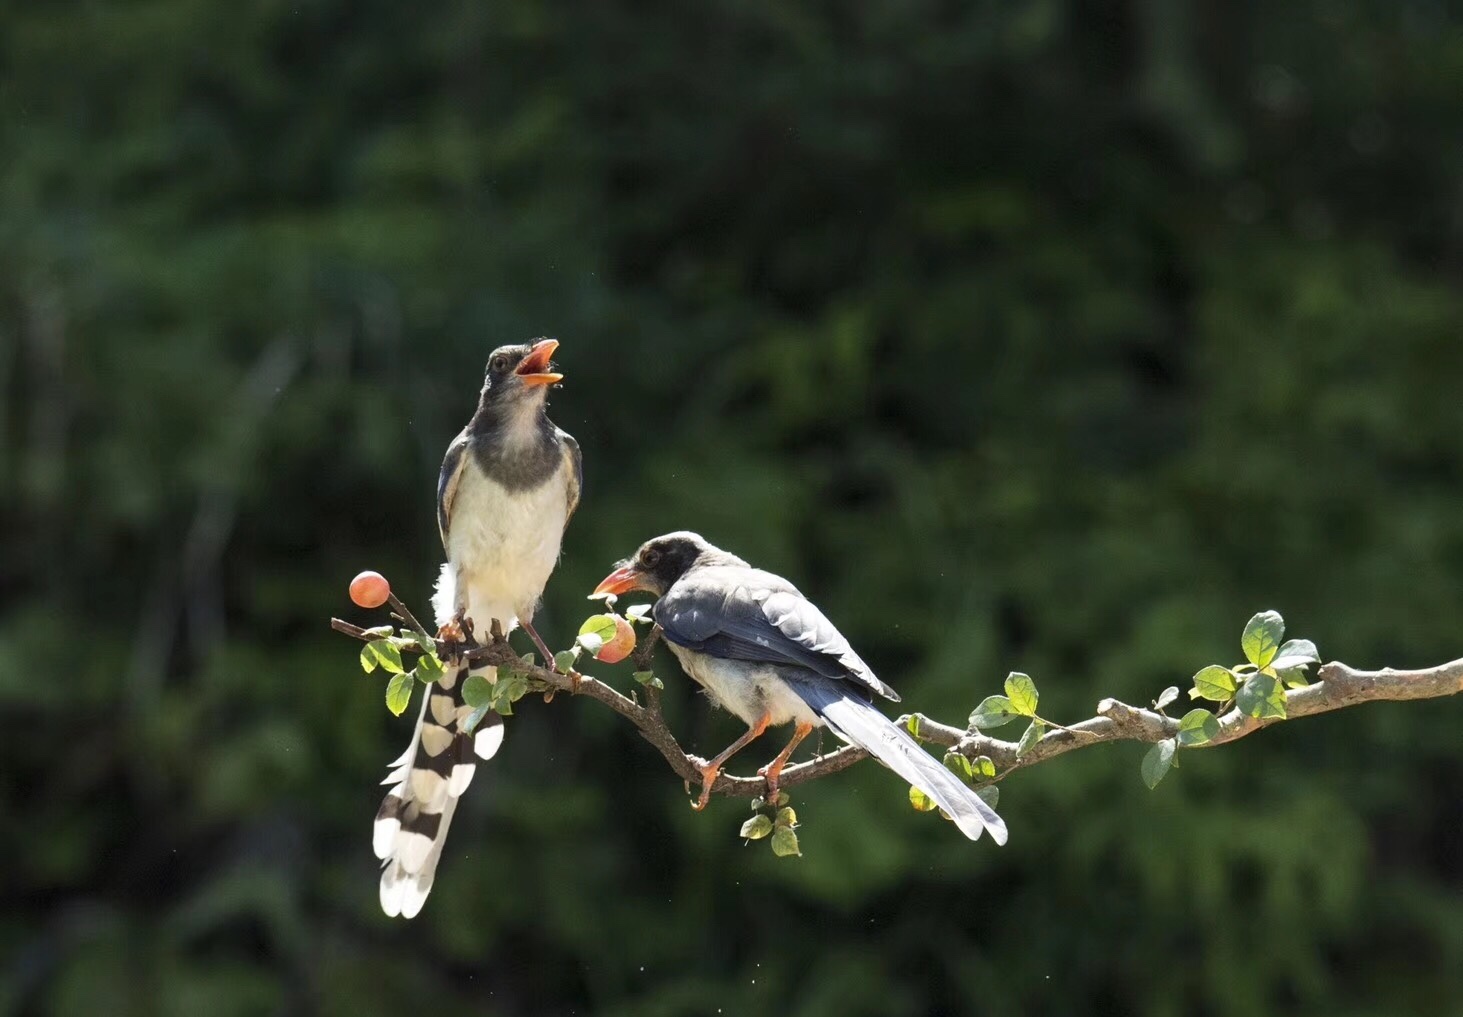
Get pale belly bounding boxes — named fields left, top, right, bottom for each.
left=667, top=644, right=824, bottom=730
left=444, top=462, right=569, bottom=632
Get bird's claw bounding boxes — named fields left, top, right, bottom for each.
left=691, top=765, right=719, bottom=811
left=756, top=766, right=780, bottom=805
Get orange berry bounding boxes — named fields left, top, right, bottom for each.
left=350, top=571, right=390, bottom=609
left=595, top=615, right=637, bottom=664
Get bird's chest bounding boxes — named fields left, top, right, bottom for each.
left=666, top=645, right=822, bottom=730
left=446, top=459, right=568, bottom=613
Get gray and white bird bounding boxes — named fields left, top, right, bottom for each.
left=593, top=532, right=1007, bottom=844
left=375, top=338, right=582, bottom=918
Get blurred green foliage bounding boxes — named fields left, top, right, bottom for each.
left=2, top=1, right=1462, bottom=1014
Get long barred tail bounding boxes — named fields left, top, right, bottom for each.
left=373, top=659, right=505, bottom=917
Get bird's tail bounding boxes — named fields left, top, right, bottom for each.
left=788, top=679, right=1008, bottom=845
left=373, top=659, right=505, bottom=917
left=374, top=565, right=510, bottom=918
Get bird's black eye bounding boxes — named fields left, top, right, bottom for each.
left=640, top=549, right=662, bottom=569
left=491, top=354, right=510, bottom=373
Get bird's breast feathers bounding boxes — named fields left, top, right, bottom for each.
left=445, top=452, right=571, bottom=626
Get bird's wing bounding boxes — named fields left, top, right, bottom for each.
left=559, top=428, right=582, bottom=528
left=655, top=567, right=899, bottom=702
left=436, top=431, right=470, bottom=550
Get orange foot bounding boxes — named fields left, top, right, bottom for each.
left=436, top=613, right=476, bottom=663
left=692, top=762, right=720, bottom=811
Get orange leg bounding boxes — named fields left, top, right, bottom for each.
left=437, top=611, right=475, bottom=663
left=693, top=712, right=771, bottom=811
left=757, top=721, right=814, bottom=802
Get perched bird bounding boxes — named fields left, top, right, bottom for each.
left=593, top=532, right=1007, bottom=844
left=375, top=338, right=582, bottom=918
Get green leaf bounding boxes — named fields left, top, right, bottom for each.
left=1190, top=665, right=1238, bottom=702
left=415, top=652, right=444, bottom=684
left=775, top=807, right=797, bottom=827
left=1004, top=672, right=1039, bottom=717
left=905, top=714, right=922, bottom=739
left=1235, top=673, right=1287, bottom=719
left=973, top=755, right=997, bottom=779
left=578, top=615, right=618, bottom=653
left=969, top=695, right=1021, bottom=730
left=491, top=671, right=530, bottom=715
left=740, top=814, right=774, bottom=840
left=1015, top=719, right=1045, bottom=756
left=361, top=625, right=395, bottom=639
left=1271, top=638, right=1319, bottom=670
left=554, top=649, right=579, bottom=672
left=909, top=786, right=938, bottom=812
left=1176, top=708, right=1220, bottom=746
left=975, top=785, right=999, bottom=810
left=384, top=671, right=414, bottom=717
left=1141, top=738, right=1177, bottom=789
left=770, top=826, right=801, bottom=858
left=1241, top=610, right=1285, bottom=668
left=633, top=670, right=663, bottom=690
left=942, top=752, right=975, bottom=781
left=461, top=703, right=495, bottom=734
left=775, top=791, right=790, bottom=807
left=361, top=639, right=404, bottom=675
left=462, top=673, right=495, bottom=709
left=1273, top=638, right=1320, bottom=687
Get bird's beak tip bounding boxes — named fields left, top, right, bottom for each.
left=516, top=339, right=563, bottom=386
left=592, top=564, right=642, bottom=598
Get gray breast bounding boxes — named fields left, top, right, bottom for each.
left=469, top=412, right=563, bottom=491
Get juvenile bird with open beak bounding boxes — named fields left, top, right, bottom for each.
left=375, top=339, right=582, bottom=918
left=593, top=532, right=1007, bottom=844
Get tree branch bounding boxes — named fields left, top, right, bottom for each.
left=937, top=658, right=1463, bottom=781
left=334, top=613, right=1462, bottom=804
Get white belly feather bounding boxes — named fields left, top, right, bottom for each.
left=440, top=457, right=569, bottom=633
left=667, top=643, right=824, bottom=730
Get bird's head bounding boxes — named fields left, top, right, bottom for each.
left=592, top=531, right=720, bottom=599
left=479, top=339, right=563, bottom=408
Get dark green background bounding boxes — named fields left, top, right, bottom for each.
left=3, top=2, right=1461, bottom=1015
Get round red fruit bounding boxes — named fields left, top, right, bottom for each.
left=595, top=615, right=637, bottom=663
left=350, top=571, right=390, bottom=609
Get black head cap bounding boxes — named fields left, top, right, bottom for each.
left=625, top=531, right=747, bottom=596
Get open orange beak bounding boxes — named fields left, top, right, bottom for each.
left=591, top=564, right=645, bottom=599
left=516, top=338, right=563, bottom=387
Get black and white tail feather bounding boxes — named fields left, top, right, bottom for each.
left=372, top=567, right=508, bottom=919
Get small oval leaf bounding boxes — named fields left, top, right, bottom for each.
left=1235, top=673, right=1287, bottom=720
left=1016, top=719, right=1045, bottom=756
left=1176, top=708, right=1220, bottom=746
left=770, top=826, right=801, bottom=857
left=1141, top=738, right=1177, bottom=789
left=1004, top=672, right=1039, bottom=717
left=1241, top=610, right=1285, bottom=668
left=740, top=815, right=774, bottom=840
left=1190, top=665, right=1238, bottom=702
left=969, top=695, right=1021, bottom=730
left=462, top=673, right=495, bottom=709
left=385, top=671, right=414, bottom=717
